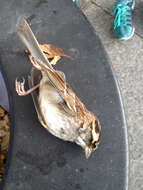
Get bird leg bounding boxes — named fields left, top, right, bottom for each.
left=29, top=55, right=42, bottom=70
left=15, top=77, right=40, bottom=96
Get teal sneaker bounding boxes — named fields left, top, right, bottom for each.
left=73, top=0, right=77, bottom=5
left=112, top=0, right=135, bottom=40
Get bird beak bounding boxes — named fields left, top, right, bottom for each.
left=85, top=147, right=92, bottom=159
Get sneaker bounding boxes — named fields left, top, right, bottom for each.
left=73, top=0, right=77, bottom=5
left=112, top=0, right=135, bottom=40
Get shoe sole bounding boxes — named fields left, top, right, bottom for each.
left=131, top=0, right=135, bottom=10
left=119, top=27, right=135, bottom=40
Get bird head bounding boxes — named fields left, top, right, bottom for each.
left=77, top=118, right=101, bottom=159
left=85, top=119, right=101, bottom=159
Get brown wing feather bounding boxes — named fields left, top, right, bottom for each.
left=40, top=44, right=74, bottom=60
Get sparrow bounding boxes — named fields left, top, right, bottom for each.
left=15, top=18, right=101, bottom=159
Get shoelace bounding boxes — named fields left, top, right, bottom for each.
left=112, top=2, right=132, bottom=29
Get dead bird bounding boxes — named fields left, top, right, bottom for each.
left=15, top=18, right=101, bottom=159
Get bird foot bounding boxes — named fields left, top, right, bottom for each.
left=15, top=77, right=27, bottom=96
left=15, top=77, right=40, bottom=96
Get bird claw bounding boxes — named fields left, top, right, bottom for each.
left=15, top=77, right=27, bottom=96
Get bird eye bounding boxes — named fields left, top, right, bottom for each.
left=90, top=140, right=97, bottom=149
left=93, top=141, right=98, bottom=150
left=93, top=142, right=97, bottom=148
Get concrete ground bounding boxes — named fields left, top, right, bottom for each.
left=75, top=0, right=143, bottom=189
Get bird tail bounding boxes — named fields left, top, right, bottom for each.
left=17, top=18, right=68, bottom=95
left=17, top=18, right=53, bottom=69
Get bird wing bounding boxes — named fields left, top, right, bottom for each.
left=28, top=67, right=47, bottom=125
left=36, top=58, right=87, bottom=118
left=40, top=44, right=74, bottom=60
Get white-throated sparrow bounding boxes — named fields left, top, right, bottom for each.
left=15, top=19, right=101, bottom=158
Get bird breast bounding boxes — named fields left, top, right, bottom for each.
left=38, top=82, right=79, bottom=142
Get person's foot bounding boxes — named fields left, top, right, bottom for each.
left=112, top=0, right=135, bottom=40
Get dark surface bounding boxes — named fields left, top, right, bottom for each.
left=0, top=0, right=128, bottom=190
left=133, top=1, right=143, bottom=38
